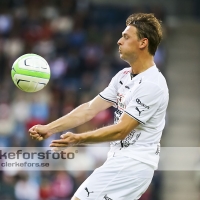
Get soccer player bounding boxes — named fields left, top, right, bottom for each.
left=29, top=13, right=169, bottom=200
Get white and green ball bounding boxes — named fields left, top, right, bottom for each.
left=11, top=54, right=50, bottom=92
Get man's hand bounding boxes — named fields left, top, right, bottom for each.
left=50, top=132, right=80, bottom=150
left=29, top=125, right=52, bottom=141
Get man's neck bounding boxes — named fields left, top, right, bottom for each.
left=129, top=56, right=155, bottom=74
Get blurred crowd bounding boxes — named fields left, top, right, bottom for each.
left=0, top=0, right=168, bottom=199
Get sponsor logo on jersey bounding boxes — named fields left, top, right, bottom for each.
left=114, top=109, right=123, bottom=124
left=85, top=187, right=94, bottom=197
left=125, top=85, right=130, bottom=89
left=121, top=130, right=136, bottom=147
left=103, top=194, right=113, bottom=200
left=132, top=132, right=141, bottom=144
left=155, top=144, right=160, bottom=155
left=136, top=98, right=149, bottom=109
left=123, top=70, right=130, bottom=74
left=121, top=131, right=141, bottom=147
left=117, top=93, right=126, bottom=111
left=135, top=107, right=145, bottom=116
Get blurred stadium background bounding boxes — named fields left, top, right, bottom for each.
left=0, top=0, right=200, bottom=199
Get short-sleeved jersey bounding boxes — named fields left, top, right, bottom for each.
left=99, top=65, right=169, bottom=169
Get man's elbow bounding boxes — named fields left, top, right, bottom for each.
left=117, top=134, right=125, bottom=140
left=115, top=125, right=130, bottom=140
left=118, top=132, right=129, bottom=140
left=115, top=118, right=139, bottom=140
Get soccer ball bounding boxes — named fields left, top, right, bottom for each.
left=11, top=54, right=51, bottom=92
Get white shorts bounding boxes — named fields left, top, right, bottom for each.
left=74, top=155, right=154, bottom=200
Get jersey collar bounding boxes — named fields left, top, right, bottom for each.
left=130, top=65, right=157, bottom=79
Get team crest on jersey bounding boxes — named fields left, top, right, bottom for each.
left=117, top=93, right=126, bottom=111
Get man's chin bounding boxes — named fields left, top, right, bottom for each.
left=119, top=55, right=130, bottom=64
left=119, top=54, right=126, bottom=61
left=119, top=53, right=123, bottom=58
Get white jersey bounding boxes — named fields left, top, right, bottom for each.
left=99, top=65, right=169, bottom=169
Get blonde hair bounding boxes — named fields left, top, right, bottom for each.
left=126, top=13, right=163, bottom=55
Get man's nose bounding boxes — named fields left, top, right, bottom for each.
left=117, top=38, right=122, bottom=46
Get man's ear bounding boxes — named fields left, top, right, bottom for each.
left=139, top=38, right=148, bottom=49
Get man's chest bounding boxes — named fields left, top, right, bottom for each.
left=116, top=76, right=142, bottom=111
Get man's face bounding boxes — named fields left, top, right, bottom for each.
left=117, top=25, right=141, bottom=63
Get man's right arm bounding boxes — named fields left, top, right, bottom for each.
left=48, top=95, right=113, bottom=134
left=29, top=95, right=113, bottom=140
